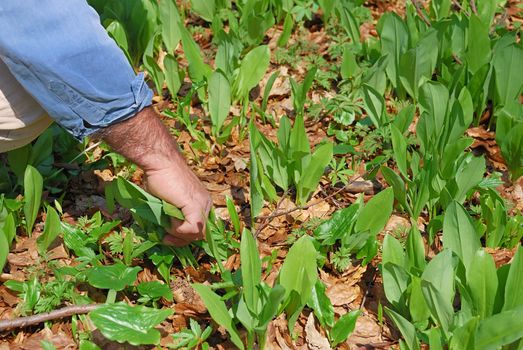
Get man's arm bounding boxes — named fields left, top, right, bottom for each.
left=97, top=107, right=212, bottom=246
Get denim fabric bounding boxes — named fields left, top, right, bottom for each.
left=0, top=0, right=153, bottom=140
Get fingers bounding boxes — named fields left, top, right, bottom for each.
left=163, top=204, right=210, bottom=247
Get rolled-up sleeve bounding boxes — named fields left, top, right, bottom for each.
left=0, top=0, right=153, bottom=140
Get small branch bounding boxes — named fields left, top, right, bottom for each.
left=452, top=53, right=463, bottom=65
left=470, top=0, right=478, bottom=15
left=0, top=304, right=100, bottom=332
left=254, top=165, right=380, bottom=235
left=452, top=0, right=470, bottom=15
left=411, top=0, right=432, bottom=26
left=254, top=189, right=289, bottom=238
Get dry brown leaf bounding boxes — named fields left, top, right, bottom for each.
left=326, top=283, right=360, bottom=306
left=305, top=314, right=332, bottom=350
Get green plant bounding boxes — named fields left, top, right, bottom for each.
left=169, top=318, right=212, bottom=349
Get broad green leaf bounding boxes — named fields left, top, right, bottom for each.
left=313, top=204, right=359, bottom=245
left=190, top=0, right=215, bottom=22
left=279, top=235, right=318, bottom=304
left=443, top=202, right=480, bottom=272
left=466, top=15, right=491, bottom=74
left=390, top=124, right=408, bottom=178
left=409, top=277, right=430, bottom=324
left=226, top=196, right=241, bottom=235
left=450, top=317, right=479, bottom=350
left=431, top=0, right=451, bottom=19
left=476, top=0, right=496, bottom=26
left=192, top=284, right=244, bottom=350
left=160, top=0, right=181, bottom=53
left=208, top=70, right=231, bottom=136
left=137, top=281, right=173, bottom=301
left=307, top=280, right=335, bottom=329
left=362, top=84, right=386, bottom=128
left=381, top=166, right=409, bottom=214
left=89, top=303, right=172, bottom=346
left=37, top=206, right=62, bottom=254
left=233, top=45, right=270, bottom=100
left=355, top=187, right=394, bottom=236
left=475, top=304, right=523, bottom=349
left=0, top=231, right=9, bottom=272
left=162, top=200, right=184, bottom=221
left=277, top=13, right=294, bottom=47
left=406, top=226, right=426, bottom=271
left=382, top=262, right=410, bottom=312
left=421, top=249, right=455, bottom=305
left=421, top=280, right=454, bottom=335
left=164, top=54, right=182, bottom=97
left=382, top=234, right=406, bottom=268
left=249, top=122, right=264, bottom=219
left=23, top=165, right=43, bottom=236
left=341, top=44, right=359, bottom=79
left=393, top=104, right=416, bottom=134
left=503, top=247, right=523, bottom=311
left=499, top=121, right=523, bottom=180
left=399, top=30, right=438, bottom=100
left=377, top=12, right=409, bottom=91
left=467, top=249, right=497, bottom=319
left=257, top=284, right=286, bottom=330
left=240, top=229, right=261, bottom=313
left=106, top=21, right=130, bottom=61
left=385, top=307, right=420, bottom=350
left=179, top=24, right=211, bottom=82
left=86, top=263, right=141, bottom=291
left=452, top=155, right=486, bottom=203
left=492, top=43, right=523, bottom=108
left=330, top=310, right=360, bottom=347
left=296, top=142, right=333, bottom=205
left=79, top=340, right=102, bottom=350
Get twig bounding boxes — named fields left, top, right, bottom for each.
left=254, top=165, right=380, bottom=236
left=254, top=189, right=289, bottom=238
left=411, top=0, right=432, bottom=26
left=452, top=0, right=470, bottom=15
left=0, top=304, right=100, bottom=332
left=452, top=53, right=463, bottom=65
left=470, top=0, right=478, bottom=15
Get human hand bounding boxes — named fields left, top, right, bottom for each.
left=144, top=165, right=212, bottom=246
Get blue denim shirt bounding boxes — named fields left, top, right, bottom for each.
left=0, top=0, right=153, bottom=140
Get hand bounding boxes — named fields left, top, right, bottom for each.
left=97, top=107, right=212, bottom=247
left=145, top=165, right=212, bottom=246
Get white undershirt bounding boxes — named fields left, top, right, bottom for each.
left=0, top=59, right=52, bottom=153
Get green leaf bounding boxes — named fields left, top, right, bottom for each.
left=192, top=284, right=244, bottom=350
left=233, top=45, right=270, bottom=100
left=37, top=206, right=62, bottom=254
left=503, top=246, right=523, bottom=311
left=499, top=121, right=523, bottom=180
left=314, top=204, right=359, bottom=245
left=382, top=262, right=410, bottom=311
left=137, top=281, right=173, bottom=302
left=0, top=232, right=9, bottom=273
left=164, top=54, right=183, bottom=97
left=296, top=142, right=333, bottom=205
left=450, top=316, right=479, bottom=350
left=362, top=84, right=386, bottom=128
left=492, top=43, right=523, bottom=108
left=467, top=249, right=498, bottom=319
left=475, top=304, right=523, bottom=349
left=385, top=307, right=420, bottom=350
left=190, top=0, right=216, bottom=22
left=408, top=277, right=430, bottom=324
left=421, top=249, right=455, bottom=305
left=466, top=15, right=491, bottom=74
left=89, top=303, right=172, bottom=346
left=390, top=124, right=408, bottom=178
left=277, top=13, right=294, bottom=47
left=23, top=165, right=43, bottom=236
left=208, top=70, right=231, bottom=136
left=308, top=280, right=335, bottom=329
left=86, top=263, right=141, bottom=291
left=421, top=280, right=454, bottom=335
left=382, top=234, right=406, bottom=268
left=330, top=310, right=360, bottom=347
left=159, top=0, right=181, bottom=53
left=381, top=166, right=409, bottom=214
left=257, top=284, right=286, bottom=330
left=406, top=226, right=426, bottom=271
left=226, top=196, right=241, bottom=235
left=378, top=12, right=409, bottom=91
left=341, top=44, right=359, bottom=79
left=355, top=187, right=394, bottom=236
left=240, top=229, right=261, bottom=314
left=443, top=202, right=480, bottom=272
left=179, top=24, right=211, bottom=82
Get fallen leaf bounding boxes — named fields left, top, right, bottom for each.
left=305, top=313, right=331, bottom=350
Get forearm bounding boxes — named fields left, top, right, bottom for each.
left=96, top=107, right=186, bottom=173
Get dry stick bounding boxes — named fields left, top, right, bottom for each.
left=0, top=304, right=100, bottom=332
left=411, top=0, right=432, bottom=26
left=254, top=165, right=380, bottom=236
left=254, top=189, right=289, bottom=238
left=452, top=0, right=470, bottom=15
left=470, top=0, right=478, bottom=15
